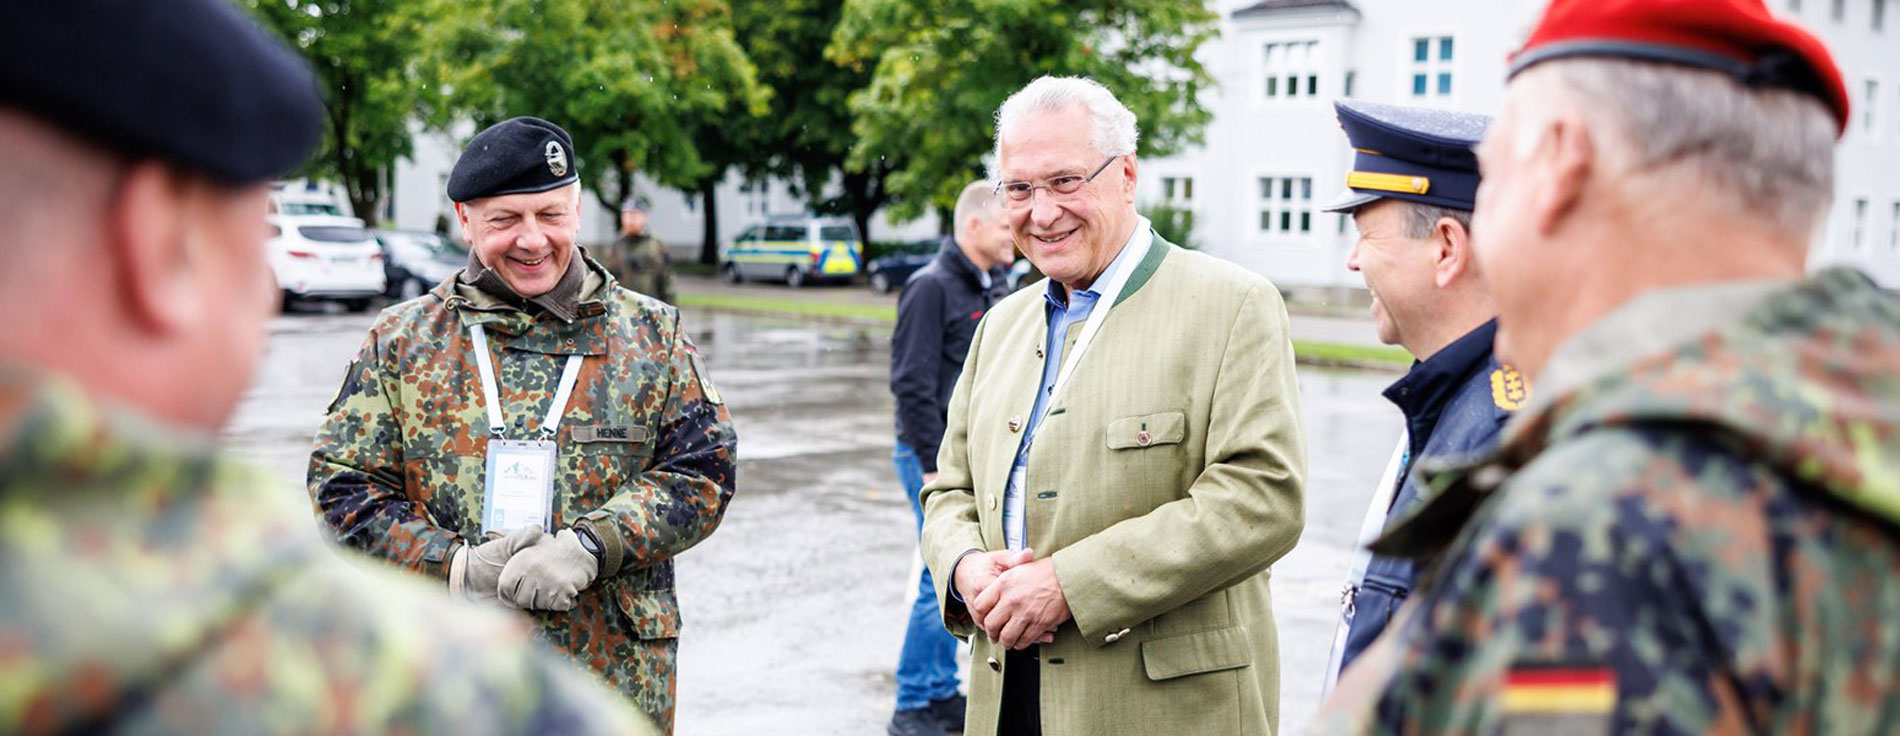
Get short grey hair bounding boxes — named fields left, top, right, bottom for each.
left=1402, top=202, right=1472, bottom=240
left=993, top=76, right=1139, bottom=173
left=952, top=179, right=999, bottom=238
left=1521, top=58, right=1835, bottom=237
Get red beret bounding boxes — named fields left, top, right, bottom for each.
left=1508, top=0, right=1850, bottom=136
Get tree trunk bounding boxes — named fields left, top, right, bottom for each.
left=697, top=178, right=720, bottom=265
left=936, top=204, right=953, bottom=236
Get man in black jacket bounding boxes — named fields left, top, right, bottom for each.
left=887, top=179, right=1014, bottom=736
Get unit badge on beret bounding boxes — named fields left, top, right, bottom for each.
left=545, top=141, right=569, bottom=177
left=1491, top=364, right=1529, bottom=411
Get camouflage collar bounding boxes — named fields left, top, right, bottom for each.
left=446, top=250, right=612, bottom=326
left=1373, top=267, right=1900, bottom=561
left=437, top=257, right=615, bottom=356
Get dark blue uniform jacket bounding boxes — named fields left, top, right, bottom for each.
left=1339, top=319, right=1514, bottom=671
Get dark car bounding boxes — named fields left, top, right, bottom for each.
left=373, top=229, right=466, bottom=301
left=867, top=237, right=943, bottom=294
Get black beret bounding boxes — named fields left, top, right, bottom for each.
left=447, top=117, right=580, bottom=203
left=0, top=0, right=324, bottom=184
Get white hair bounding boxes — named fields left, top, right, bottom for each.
left=1513, top=58, right=1835, bottom=238
left=992, top=76, right=1139, bottom=174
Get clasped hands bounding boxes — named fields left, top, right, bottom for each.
left=458, top=525, right=600, bottom=611
left=953, top=548, right=1071, bottom=650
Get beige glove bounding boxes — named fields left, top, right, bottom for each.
left=497, top=528, right=600, bottom=611
left=449, top=525, right=546, bottom=604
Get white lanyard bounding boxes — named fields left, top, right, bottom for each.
left=469, top=324, right=585, bottom=440
left=1321, top=436, right=1409, bottom=696
left=1032, top=222, right=1153, bottom=430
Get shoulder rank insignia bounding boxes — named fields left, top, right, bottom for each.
left=1499, top=663, right=1615, bottom=736
left=1490, top=364, right=1529, bottom=411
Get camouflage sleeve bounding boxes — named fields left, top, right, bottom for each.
left=1314, top=429, right=1760, bottom=735
left=306, top=322, right=463, bottom=582
left=574, top=310, right=736, bottom=577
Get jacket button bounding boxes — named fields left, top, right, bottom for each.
left=1008, top=416, right=1023, bottom=433
left=1104, top=627, right=1131, bottom=644
left=1036, top=346, right=1044, bottom=359
left=987, top=494, right=998, bottom=511
left=987, top=656, right=1002, bottom=672
left=1136, top=430, right=1152, bottom=447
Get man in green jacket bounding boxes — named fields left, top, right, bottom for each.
left=1312, top=0, right=1900, bottom=733
left=921, top=75, right=1308, bottom=736
left=0, top=2, right=652, bottom=733
left=309, top=117, right=737, bottom=733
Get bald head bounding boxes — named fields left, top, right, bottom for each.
left=0, top=110, right=121, bottom=281
left=953, top=179, right=1013, bottom=272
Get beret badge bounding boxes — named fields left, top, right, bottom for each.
left=545, top=141, right=569, bottom=177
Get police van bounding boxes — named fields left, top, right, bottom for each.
left=720, top=215, right=863, bottom=288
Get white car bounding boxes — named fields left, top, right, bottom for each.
left=267, top=193, right=385, bottom=311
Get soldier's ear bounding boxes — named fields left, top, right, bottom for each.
left=1529, top=111, right=1594, bottom=238
left=103, top=161, right=197, bottom=336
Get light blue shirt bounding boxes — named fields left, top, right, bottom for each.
left=1002, top=223, right=1151, bottom=549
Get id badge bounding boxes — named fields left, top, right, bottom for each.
left=481, top=439, right=557, bottom=535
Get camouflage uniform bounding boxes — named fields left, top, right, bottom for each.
left=0, top=369, right=656, bottom=736
left=602, top=234, right=677, bottom=305
left=308, top=256, right=736, bottom=732
left=1313, top=268, right=1900, bottom=734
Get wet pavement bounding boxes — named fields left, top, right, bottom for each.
left=223, top=305, right=1403, bottom=735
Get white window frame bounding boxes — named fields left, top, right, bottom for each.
left=1851, top=197, right=1869, bottom=251
left=1255, top=174, right=1316, bottom=240
left=1891, top=200, right=1900, bottom=252
left=1162, top=176, right=1195, bottom=206
left=1402, top=32, right=1458, bottom=102
left=1261, top=38, right=1322, bottom=104
left=1862, top=75, right=1882, bottom=140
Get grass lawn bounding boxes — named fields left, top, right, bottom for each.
left=678, top=291, right=1410, bottom=369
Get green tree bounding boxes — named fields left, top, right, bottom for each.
left=418, top=0, right=767, bottom=234
left=730, top=0, right=895, bottom=248
left=829, top=0, right=1219, bottom=220
left=246, top=0, right=431, bottom=226
left=1144, top=199, right=1199, bottom=250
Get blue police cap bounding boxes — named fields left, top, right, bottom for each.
left=1322, top=100, right=1490, bottom=214
left=0, top=0, right=324, bottom=184
left=447, top=117, right=580, bottom=203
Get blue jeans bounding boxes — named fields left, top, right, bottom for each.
left=893, top=442, right=961, bottom=710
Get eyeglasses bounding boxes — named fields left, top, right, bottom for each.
left=994, top=155, right=1120, bottom=205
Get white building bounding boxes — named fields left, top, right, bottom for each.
left=1143, top=0, right=1900, bottom=291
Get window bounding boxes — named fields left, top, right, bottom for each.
left=1864, top=79, right=1880, bottom=134
left=1832, top=0, right=1845, bottom=21
left=1263, top=40, right=1320, bottom=100
left=1789, top=0, right=1802, bottom=11
left=1877, top=0, right=1888, bottom=30
left=1257, top=175, right=1314, bottom=236
left=1408, top=36, right=1455, bottom=98
left=1852, top=198, right=1868, bottom=250
left=1891, top=201, right=1900, bottom=251
left=1343, top=70, right=1357, bottom=98
left=1163, top=176, right=1194, bottom=204
left=739, top=181, right=769, bottom=216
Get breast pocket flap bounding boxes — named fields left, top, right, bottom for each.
left=1105, top=411, right=1187, bottom=450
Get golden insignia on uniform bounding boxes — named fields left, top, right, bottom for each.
left=545, top=140, right=568, bottom=177
left=1490, top=364, right=1529, bottom=411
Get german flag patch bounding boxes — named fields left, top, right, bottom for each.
left=1499, top=663, right=1614, bottom=736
